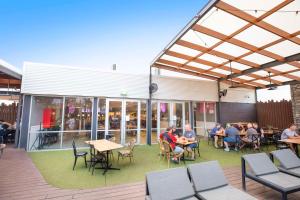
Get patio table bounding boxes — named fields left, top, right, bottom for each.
left=279, top=138, right=300, bottom=157
left=85, top=139, right=123, bottom=175
left=176, top=137, right=197, bottom=161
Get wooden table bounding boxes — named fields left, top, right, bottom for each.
left=85, top=139, right=123, bottom=175
left=279, top=138, right=300, bottom=156
left=176, top=137, right=197, bottom=161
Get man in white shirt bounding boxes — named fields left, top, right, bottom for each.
left=281, top=124, right=300, bottom=152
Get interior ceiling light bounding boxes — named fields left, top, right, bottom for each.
left=267, top=71, right=277, bottom=90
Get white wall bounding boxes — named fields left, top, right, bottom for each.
left=152, top=76, right=218, bottom=101
left=21, top=62, right=149, bottom=99
left=21, top=62, right=256, bottom=103
left=219, top=83, right=256, bottom=103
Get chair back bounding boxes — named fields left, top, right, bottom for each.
left=72, top=139, right=77, bottom=156
left=128, top=139, right=136, bottom=154
left=196, top=135, right=201, bottom=145
left=109, top=136, right=116, bottom=142
left=89, top=144, right=95, bottom=157
left=252, top=134, right=259, bottom=143
left=158, top=138, right=164, bottom=149
left=162, top=140, right=171, bottom=154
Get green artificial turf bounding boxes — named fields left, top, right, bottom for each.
left=29, top=141, right=275, bottom=189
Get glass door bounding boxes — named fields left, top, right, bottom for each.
left=106, top=99, right=122, bottom=143
left=105, top=99, right=144, bottom=145
left=125, top=100, right=138, bottom=144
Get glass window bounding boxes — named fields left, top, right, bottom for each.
left=193, top=102, right=205, bottom=135
left=97, top=98, right=106, bottom=139
left=185, top=102, right=190, bottom=125
left=28, top=96, right=63, bottom=150
left=151, top=101, right=157, bottom=143
left=172, top=103, right=183, bottom=129
left=160, top=102, right=169, bottom=130
left=63, top=97, right=93, bottom=148
left=108, top=100, right=122, bottom=143
left=205, top=102, right=216, bottom=122
left=125, top=101, right=138, bottom=143
left=64, top=97, right=93, bottom=131
left=140, top=102, right=147, bottom=144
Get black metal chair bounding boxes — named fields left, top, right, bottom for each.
left=273, top=133, right=289, bottom=150
left=72, top=140, right=88, bottom=170
left=88, top=144, right=106, bottom=175
left=188, top=135, right=201, bottom=158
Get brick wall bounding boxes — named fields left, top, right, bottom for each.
left=290, top=83, right=300, bottom=127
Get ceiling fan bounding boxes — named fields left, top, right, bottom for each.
left=267, top=71, right=277, bottom=90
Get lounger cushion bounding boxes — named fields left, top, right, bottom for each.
left=289, top=167, right=300, bottom=175
left=243, top=153, right=279, bottom=176
left=197, top=185, right=257, bottom=200
left=146, top=167, right=195, bottom=200
left=188, top=161, right=228, bottom=192
left=259, top=172, right=300, bottom=191
left=271, top=149, right=300, bottom=169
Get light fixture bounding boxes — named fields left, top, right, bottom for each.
left=267, top=71, right=277, bottom=90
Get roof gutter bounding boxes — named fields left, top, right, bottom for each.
left=0, top=59, right=22, bottom=80
left=150, top=0, right=220, bottom=67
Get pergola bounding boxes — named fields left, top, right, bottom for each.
left=0, top=59, right=22, bottom=90
left=151, top=0, right=300, bottom=89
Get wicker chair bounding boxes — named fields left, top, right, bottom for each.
left=162, top=140, right=182, bottom=168
left=158, top=139, right=165, bottom=160
left=118, top=139, right=135, bottom=163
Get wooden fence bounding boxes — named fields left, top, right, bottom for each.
left=0, top=103, right=18, bottom=124
left=256, top=100, right=293, bottom=129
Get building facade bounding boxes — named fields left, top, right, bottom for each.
left=18, top=62, right=256, bottom=151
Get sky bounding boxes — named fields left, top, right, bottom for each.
left=0, top=0, right=291, bottom=102
left=0, top=0, right=207, bottom=74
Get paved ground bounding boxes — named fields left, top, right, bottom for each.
left=1, top=147, right=300, bottom=200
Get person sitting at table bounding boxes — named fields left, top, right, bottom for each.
left=209, top=123, right=225, bottom=148
left=253, top=123, right=264, bottom=138
left=159, top=128, right=184, bottom=164
left=223, top=125, right=239, bottom=152
left=240, top=123, right=259, bottom=150
left=281, top=124, right=300, bottom=152
left=171, top=125, right=182, bottom=137
left=183, top=124, right=197, bottom=160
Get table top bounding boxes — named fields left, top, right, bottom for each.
left=85, top=139, right=123, bottom=152
left=216, top=132, right=246, bottom=137
left=176, top=137, right=197, bottom=145
left=280, top=138, right=300, bottom=145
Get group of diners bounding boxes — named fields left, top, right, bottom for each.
left=159, top=124, right=198, bottom=163
left=210, top=122, right=300, bottom=152
left=209, top=122, right=265, bottom=152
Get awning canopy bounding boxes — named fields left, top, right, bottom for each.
left=0, top=59, right=22, bottom=89
left=151, top=0, right=300, bottom=89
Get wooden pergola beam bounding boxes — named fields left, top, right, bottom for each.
left=220, top=53, right=300, bottom=81
left=216, top=0, right=300, bottom=45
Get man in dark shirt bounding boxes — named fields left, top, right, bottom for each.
left=223, top=125, right=239, bottom=152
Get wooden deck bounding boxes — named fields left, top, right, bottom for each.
left=1, top=147, right=300, bottom=200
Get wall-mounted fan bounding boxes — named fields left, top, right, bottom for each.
left=149, top=83, right=158, bottom=94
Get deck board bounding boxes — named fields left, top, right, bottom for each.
left=1, top=147, right=300, bottom=200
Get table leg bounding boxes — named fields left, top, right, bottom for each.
left=101, top=151, right=120, bottom=175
